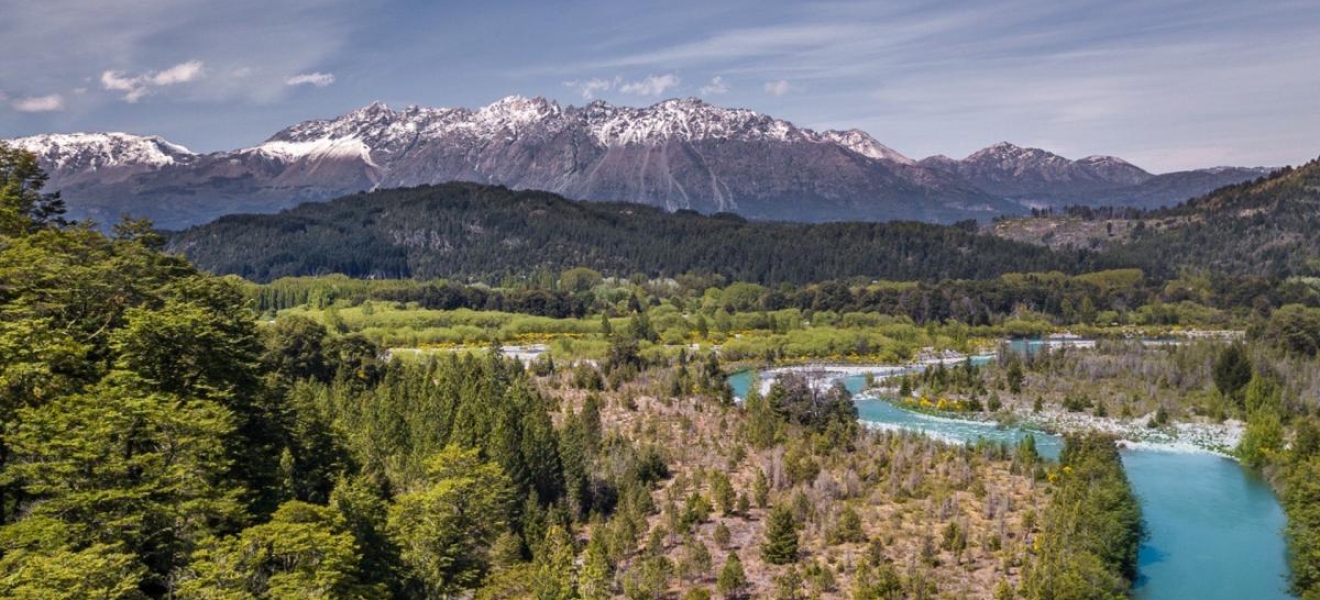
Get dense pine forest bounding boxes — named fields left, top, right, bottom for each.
left=168, top=183, right=1102, bottom=284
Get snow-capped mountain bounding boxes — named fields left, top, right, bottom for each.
left=3, top=98, right=1270, bottom=229
left=8, top=133, right=197, bottom=186
left=916, top=142, right=1269, bottom=208
left=919, top=142, right=1152, bottom=198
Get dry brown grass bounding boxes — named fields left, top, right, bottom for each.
left=543, top=367, right=1048, bottom=599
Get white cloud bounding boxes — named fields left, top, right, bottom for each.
left=763, top=79, right=792, bottom=96
left=12, top=94, right=64, bottom=112
left=564, top=73, right=680, bottom=98
left=100, top=60, right=205, bottom=102
left=285, top=72, right=336, bottom=87
left=698, top=76, right=730, bottom=95
left=563, top=77, right=618, bottom=99
left=151, top=60, right=204, bottom=85
left=619, top=73, right=680, bottom=96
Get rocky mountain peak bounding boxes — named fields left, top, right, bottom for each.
left=7, top=132, right=195, bottom=174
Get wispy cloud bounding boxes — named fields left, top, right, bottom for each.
left=285, top=72, right=336, bottom=87
left=763, top=79, right=792, bottom=97
left=698, top=76, right=729, bottom=95
left=563, top=76, right=619, bottom=99
left=101, top=60, right=205, bottom=102
left=564, top=73, right=681, bottom=98
left=12, top=94, right=65, bottom=112
left=619, top=73, right=680, bottom=96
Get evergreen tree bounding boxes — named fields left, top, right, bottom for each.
left=1212, top=345, right=1253, bottom=405
left=761, top=505, right=799, bottom=565
left=716, top=552, right=748, bottom=599
left=388, top=445, right=513, bottom=598
left=530, top=525, right=577, bottom=600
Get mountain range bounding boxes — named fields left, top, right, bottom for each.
left=7, top=97, right=1271, bottom=229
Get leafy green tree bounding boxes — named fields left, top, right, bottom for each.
left=743, top=385, right=780, bottom=449
left=762, top=504, right=799, bottom=565
left=262, top=316, right=332, bottom=384
left=110, top=276, right=282, bottom=514
left=1023, top=434, right=1142, bottom=600
left=3, top=384, right=242, bottom=588
left=0, top=522, right=145, bottom=600
left=560, top=267, right=603, bottom=293
left=1239, top=407, right=1284, bottom=469
left=0, top=142, right=65, bottom=236
left=1212, top=345, right=1253, bottom=405
left=388, top=445, right=513, bottom=599
left=1263, top=305, right=1320, bottom=357
left=330, top=476, right=404, bottom=597
left=1244, top=373, right=1282, bottom=416
left=176, top=501, right=380, bottom=600
left=282, top=384, right=353, bottom=503
left=1286, top=456, right=1320, bottom=595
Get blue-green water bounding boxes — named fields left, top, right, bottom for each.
left=728, top=368, right=1293, bottom=600
left=1123, top=451, right=1291, bottom=599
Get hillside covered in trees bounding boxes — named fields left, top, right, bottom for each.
left=168, top=183, right=1105, bottom=284
left=994, top=157, right=1320, bottom=279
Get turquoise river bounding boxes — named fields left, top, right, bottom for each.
left=727, top=369, right=1293, bottom=600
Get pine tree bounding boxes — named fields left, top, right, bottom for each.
left=531, top=525, right=577, bottom=600
left=716, top=552, right=748, bottom=599
left=762, top=505, right=799, bottom=565
left=753, top=469, right=771, bottom=508
left=679, top=534, right=713, bottom=583
left=579, top=534, right=613, bottom=600
left=1213, top=344, right=1253, bottom=405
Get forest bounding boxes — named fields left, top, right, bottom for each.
left=996, top=157, right=1320, bottom=280
left=0, top=143, right=1157, bottom=599
left=167, top=182, right=1102, bottom=284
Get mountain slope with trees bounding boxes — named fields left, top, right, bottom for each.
left=168, top=182, right=1104, bottom=284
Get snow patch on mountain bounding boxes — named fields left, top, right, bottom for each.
left=250, top=137, right=379, bottom=167
left=8, top=132, right=194, bottom=170
left=820, top=130, right=914, bottom=165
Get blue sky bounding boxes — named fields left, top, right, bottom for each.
left=1, top=0, right=1317, bottom=172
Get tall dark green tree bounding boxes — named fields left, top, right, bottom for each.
left=1212, top=344, right=1253, bottom=406
left=761, top=505, right=800, bottom=565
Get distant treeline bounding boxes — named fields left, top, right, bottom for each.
left=249, top=276, right=590, bottom=319
left=170, top=182, right=1106, bottom=285
left=1019, top=205, right=1151, bottom=221
left=249, top=266, right=1318, bottom=327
